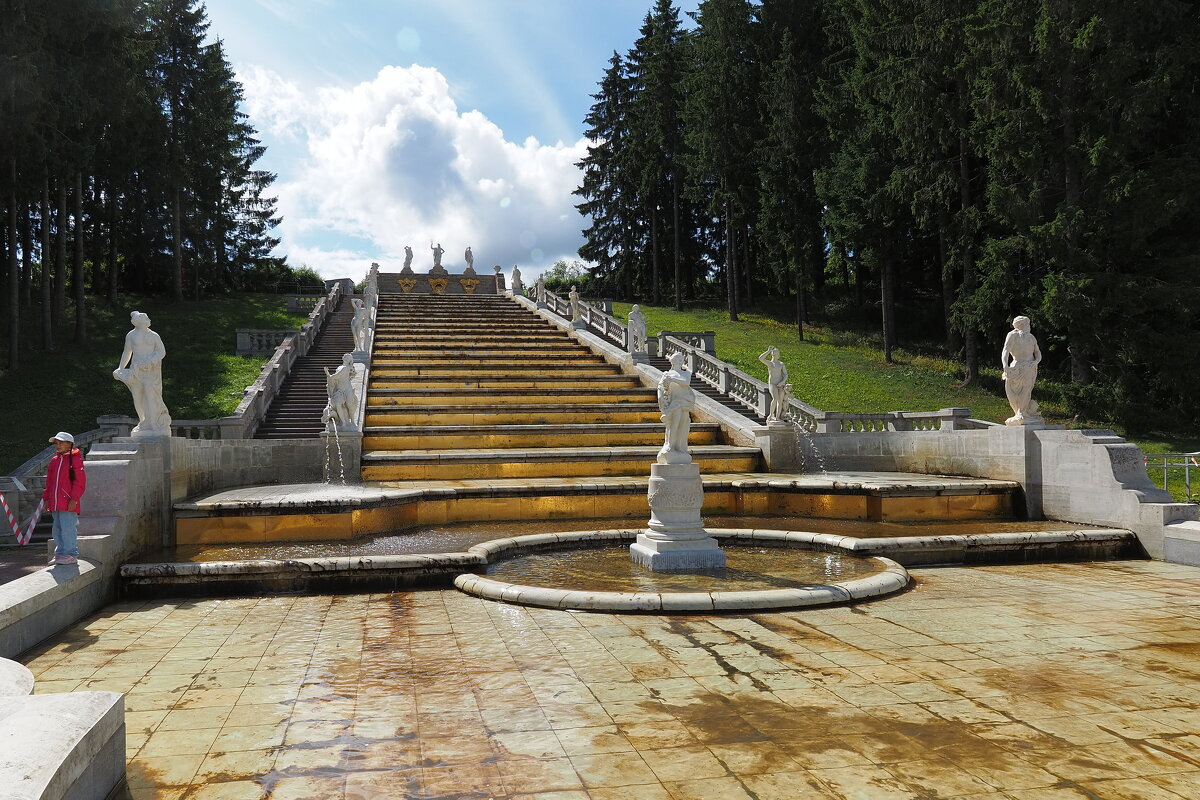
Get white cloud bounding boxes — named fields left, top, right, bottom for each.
left=240, top=64, right=588, bottom=281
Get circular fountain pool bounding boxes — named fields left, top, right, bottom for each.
left=454, top=528, right=910, bottom=613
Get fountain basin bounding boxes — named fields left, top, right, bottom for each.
left=454, top=528, right=910, bottom=613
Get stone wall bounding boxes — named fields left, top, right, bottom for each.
left=755, top=424, right=1197, bottom=561
left=169, top=437, right=325, bottom=503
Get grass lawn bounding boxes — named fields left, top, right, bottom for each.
left=0, top=294, right=307, bottom=473
left=614, top=301, right=1200, bottom=500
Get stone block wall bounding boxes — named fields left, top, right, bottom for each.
left=170, top=438, right=325, bottom=502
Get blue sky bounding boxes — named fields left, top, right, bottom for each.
left=203, top=0, right=700, bottom=280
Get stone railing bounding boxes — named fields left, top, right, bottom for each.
left=235, top=329, right=294, bottom=356
left=658, top=334, right=975, bottom=433
left=652, top=330, right=716, bottom=355
left=286, top=295, right=321, bottom=314
left=540, top=288, right=629, bottom=349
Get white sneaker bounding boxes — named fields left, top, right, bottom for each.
left=57, top=555, right=78, bottom=565
left=48, top=553, right=59, bottom=566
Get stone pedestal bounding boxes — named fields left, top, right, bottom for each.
left=630, top=462, right=725, bottom=570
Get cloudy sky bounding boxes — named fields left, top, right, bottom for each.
left=204, top=0, right=700, bottom=281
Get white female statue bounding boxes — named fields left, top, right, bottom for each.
left=511, top=266, right=523, bottom=295
left=568, top=285, right=582, bottom=324
left=759, top=346, right=791, bottom=422
left=350, top=298, right=371, bottom=351
left=323, top=353, right=358, bottom=430
left=657, top=351, right=695, bottom=464
left=113, top=311, right=172, bottom=438
left=627, top=304, right=648, bottom=354
left=1001, top=315, right=1044, bottom=426
left=402, top=246, right=414, bottom=271
left=431, top=242, right=445, bottom=270
left=464, top=246, right=474, bottom=270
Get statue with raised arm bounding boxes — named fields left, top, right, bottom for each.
left=350, top=297, right=371, bottom=351
left=657, top=351, right=695, bottom=464
left=627, top=304, right=648, bottom=354
left=402, top=246, right=413, bottom=272
left=113, top=311, right=172, bottom=438
left=510, top=266, right=523, bottom=295
left=464, top=246, right=474, bottom=270
left=430, top=242, right=444, bottom=269
left=1001, top=315, right=1044, bottom=426
left=323, top=353, right=358, bottom=430
left=759, top=346, right=791, bottom=422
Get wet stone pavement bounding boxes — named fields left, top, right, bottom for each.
left=21, top=559, right=1200, bottom=800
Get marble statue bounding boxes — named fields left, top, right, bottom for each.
left=568, top=285, right=582, bottom=324
left=627, top=304, right=648, bottom=354
left=657, top=351, right=695, bottom=464
left=323, top=353, right=358, bottom=430
left=402, top=246, right=413, bottom=271
left=533, top=275, right=544, bottom=301
left=511, top=266, right=523, bottom=295
left=113, top=311, right=172, bottom=438
left=430, top=242, right=444, bottom=269
left=1001, top=315, right=1044, bottom=426
left=350, top=298, right=370, bottom=352
left=759, top=346, right=791, bottom=422
left=464, top=246, right=474, bottom=270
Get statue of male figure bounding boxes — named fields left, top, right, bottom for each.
left=113, top=311, right=172, bottom=437
left=511, top=266, right=523, bottom=295
left=627, top=304, right=648, bottom=354
left=431, top=242, right=444, bottom=269
left=657, top=351, right=695, bottom=464
left=464, top=246, right=474, bottom=270
left=402, top=246, right=413, bottom=271
left=324, top=353, right=358, bottom=429
left=350, top=298, right=371, bottom=351
left=759, top=346, right=791, bottom=422
left=1001, top=315, right=1044, bottom=426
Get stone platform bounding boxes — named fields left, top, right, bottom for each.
left=173, top=471, right=1024, bottom=545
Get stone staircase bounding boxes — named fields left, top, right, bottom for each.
left=362, top=294, right=761, bottom=481
left=647, top=355, right=768, bottom=426
left=254, top=296, right=358, bottom=439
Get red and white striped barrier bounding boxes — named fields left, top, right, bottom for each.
left=0, top=492, right=43, bottom=546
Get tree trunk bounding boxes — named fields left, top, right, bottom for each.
left=72, top=170, right=86, bottom=345
left=7, top=159, right=19, bottom=369
left=938, top=215, right=960, bottom=358
left=650, top=206, right=660, bottom=306
left=725, top=205, right=739, bottom=322
left=795, top=262, right=805, bottom=341
left=40, top=176, right=52, bottom=350
left=958, top=136, right=978, bottom=385
left=741, top=223, right=752, bottom=306
left=107, top=186, right=119, bottom=304
left=54, top=179, right=67, bottom=325
left=881, top=252, right=896, bottom=363
left=172, top=185, right=183, bottom=301
left=672, top=177, right=682, bottom=310
left=20, top=201, right=32, bottom=307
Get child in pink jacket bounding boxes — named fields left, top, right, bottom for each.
left=43, top=431, right=86, bottom=565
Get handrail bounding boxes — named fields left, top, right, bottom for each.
left=658, top=334, right=974, bottom=433
left=538, top=286, right=629, bottom=349
left=1145, top=452, right=1200, bottom=500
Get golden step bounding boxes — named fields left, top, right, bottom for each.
left=359, top=449, right=761, bottom=481
left=369, top=376, right=640, bottom=390
left=362, top=404, right=663, bottom=426
left=367, top=390, right=657, bottom=406
left=362, top=425, right=721, bottom=450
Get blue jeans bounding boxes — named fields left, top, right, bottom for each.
left=52, top=511, right=80, bottom=558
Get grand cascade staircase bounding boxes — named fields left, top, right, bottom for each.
left=255, top=295, right=357, bottom=438
left=362, top=294, right=762, bottom=482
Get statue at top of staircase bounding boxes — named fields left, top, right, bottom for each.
left=464, top=246, right=474, bottom=270
left=402, top=246, right=414, bottom=273
left=430, top=242, right=446, bottom=273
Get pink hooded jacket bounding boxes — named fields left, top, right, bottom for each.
left=43, top=448, right=86, bottom=513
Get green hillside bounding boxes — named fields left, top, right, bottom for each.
left=0, top=295, right=307, bottom=473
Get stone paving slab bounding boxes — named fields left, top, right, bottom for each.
left=19, top=559, right=1200, bottom=799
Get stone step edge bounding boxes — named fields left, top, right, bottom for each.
left=362, top=423, right=722, bottom=435
left=360, top=445, right=761, bottom=462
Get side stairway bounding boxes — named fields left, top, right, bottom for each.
left=648, top=355, right=767, bottom=425
left=362, top=294, right=762, bottom=481
left=254, top=295, right=358, bottom=439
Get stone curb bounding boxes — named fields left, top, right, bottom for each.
left=454, top=528, right=910, bottom=613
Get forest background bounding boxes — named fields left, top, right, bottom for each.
left=571, top=0, right=1200, bottom=435
left=4, top=0, right=1200, bottom=440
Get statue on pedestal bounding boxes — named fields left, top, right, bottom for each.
left=430, top=242, right=444, bottom=270
left=627, top=304, right=648, bottom=354
left=402, top=246, right=413, bottom=272
left=568, top=285, right=582, bottom=325
left=350, top=298, right=371, bottom=351
left=113, top=311, right=172, bottom=438
left=759, top=346, right=791, bottom=422
left=323, top=353, right=358, bottom=430
left=657, top=351, right=695, bottom=464
left=511, top=266, right=523, bottom=295
left=1001, top=315, right=1044, bottom=426
left=464, top=246, right=474, bottom=270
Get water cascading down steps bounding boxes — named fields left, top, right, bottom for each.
left=362, top=293, right=762, bottom=484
